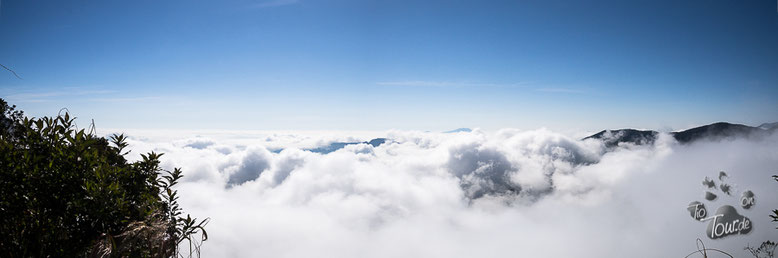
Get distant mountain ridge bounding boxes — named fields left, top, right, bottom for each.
left=305, top=128, right=474, bottom=154
left=584, top=122, right=777, bottom=147
left=306, top=138, right=387, bottom=154
left=583, top=129, right=658, bottom=148
left=444, top=128, right=472, bottom=133
left=301, top=123, right=773, bottom=154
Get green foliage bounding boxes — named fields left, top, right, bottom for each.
left=745, top=240, right=776, bottom=258
left=772, top=175, right=778, bottom=229
left=0, top=99, right=207, bottom=257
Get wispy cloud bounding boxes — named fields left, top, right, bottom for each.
left=376, top=80, right=531, bottom=88
left=251, top=0, right=299, bottom=8
left=87, top=96, right=162, bottom=102
left=535, top=87, right=587, bottom=94
left=2, top=89, right=117, bottom=103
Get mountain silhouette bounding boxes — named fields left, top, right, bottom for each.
left=583, top=129, right=658, bottom=148
left=671, top=122, right=767, bottom=143
left=306, top=138, right=388, bottom=154
left=584, top=122, right=776, bottom=147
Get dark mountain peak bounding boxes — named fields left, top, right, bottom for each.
left=584, top=121, right=776, bottom=148
left=671, top=122, right=763, bottom=144
left=583, top=129, right=658, bottom=148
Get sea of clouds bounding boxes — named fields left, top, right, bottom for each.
left=109, top=128, right=778, bottom=258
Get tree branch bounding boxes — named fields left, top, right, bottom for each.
left=0, top=63, right=22, bottom=79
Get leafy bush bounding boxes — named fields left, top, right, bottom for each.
left=0, top=99, right=207, bottom=257
left=773, top=175, right=778, bottom=229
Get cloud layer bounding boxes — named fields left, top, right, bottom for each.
left=113, top=128, right=778, bottom=257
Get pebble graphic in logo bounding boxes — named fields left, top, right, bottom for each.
left=741, top=190, right=755, bottom=209
left=705, top=205, right=752, bottom=239
left=688, top=201, right=707, bottom=221
left=686, top=171, right=756, bottom=240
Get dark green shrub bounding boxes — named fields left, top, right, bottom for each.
left=772, top=175, right=778, bottom=229
left=0, top=99, right=207, bottom=257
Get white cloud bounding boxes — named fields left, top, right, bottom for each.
left=535, top=87, right=587, bottom=94
left=115, top=129, right=778, bottom=257
left=1, top=88, right=116, bottom=103
left=376, top=81, right=529, bottom=88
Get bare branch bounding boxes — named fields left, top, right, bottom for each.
left=0, top=63, right=22, bottom=79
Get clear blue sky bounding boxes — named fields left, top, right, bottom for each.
left=1, top=0, right=777, bottom=131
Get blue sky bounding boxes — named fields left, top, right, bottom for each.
left=0, top=0, right=777, bottom=132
